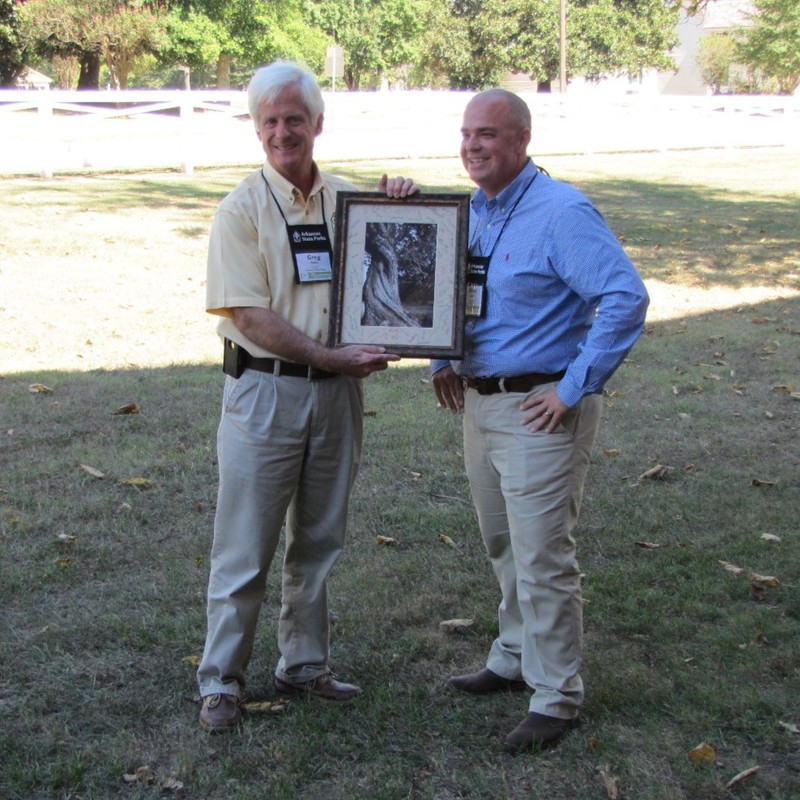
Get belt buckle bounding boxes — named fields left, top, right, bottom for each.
left=272, top=360, right=283, bottom=377
left=497, top=377, right=507, bottom=393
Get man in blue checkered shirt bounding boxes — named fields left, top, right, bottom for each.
left=432, top=88, right=649, bottom=753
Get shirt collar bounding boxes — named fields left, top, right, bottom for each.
left=261, top=160, right=324, bottom=206
left=471, top=158, right=537, bottom=214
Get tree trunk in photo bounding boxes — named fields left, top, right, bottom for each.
left=362, top=226, right=417, bottom=327
left=77, top=51, right=101, bottom=89
left=217, top=54, right=231, bottom=88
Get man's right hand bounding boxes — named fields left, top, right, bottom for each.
left=432, top=365, right=464, bottom=413
left=328, top=345, right=400, bottom=378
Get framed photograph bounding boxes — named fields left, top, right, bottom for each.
left=329, top=191, right=470, bottom=359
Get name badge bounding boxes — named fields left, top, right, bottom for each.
left=287, top=224, right=333, bottom=283
left=466, top=255, right=490, bottom=318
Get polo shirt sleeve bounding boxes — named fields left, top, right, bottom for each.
left=206, top=205, right=271, bottom=318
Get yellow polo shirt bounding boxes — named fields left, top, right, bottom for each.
left=206, top=160, right=357, bottom=358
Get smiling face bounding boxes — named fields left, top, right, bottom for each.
left=460, top=91, right=531, bottom=199
left=256, top=84, right=323, bottom=194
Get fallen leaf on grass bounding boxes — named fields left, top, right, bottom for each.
left=113, top=402, right=140, bottom=415
left=597, top=767, right=620, bottom=799
left=438, top=533, right=460, bottom=551
left=120, top=477, right=154, bottom=489
left=28, top=383, right=53, bottom=394
left=376, top=535, right=397, bottom=546
left=57, top=533, right=77, bottom=544
left=720, top=560, right=745, bottom=576
left=738, top=634, right=768, bottom=650
left=55, top=557, right=72, bottom=568
left=751, top=478, right=776, bottom=487
left=638, top=464, right=672, bottom=480
left=161, top=775, right=184, bottom=793
left=78, top=463, right=105, bottom=479
left=439, top=618, right=474, bottom=632
left=603, top=449, right=621, bottom=457
left=635, top=541, right=661, bottom=549
left=778, top=721, right=799, bottom=734
left=760, top=533, right=781, bottom=543
left=725, top=765, right=759, bottom=790
left=241, top=698, right=291, bottom=714
left=182, top=655, right=201, bottom=666
left=687, top=741, right=716, bottom=764
left=770, top=384, right=795, bottom=394
left=122, top=766, right=155, bottom=785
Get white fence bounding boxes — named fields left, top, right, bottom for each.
left=1, top=89, right=798, bottom=178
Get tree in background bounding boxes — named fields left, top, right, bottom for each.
left=697, top=31, right=736, bottom=93
left=309, top=0, right=424, bottom=90
left=736, top=0, right=800, bottom=94
left=0, top=0, right=26, bottom=85
left=17, top=0, right=163, bottom=88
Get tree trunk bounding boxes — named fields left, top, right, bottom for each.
left=362, top=227, right=417, bottom=327
left=216, top=54, right=231, bottom=88
left=77, top=51, right=101, bottom=89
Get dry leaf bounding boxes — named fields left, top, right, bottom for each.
left=439, top=618, right=474, bottom=632
left=410, top=471, right=423, bottom=481
left=760, top=533, right=781, bottom=543
left=749, top=572, right=780, bottom=588
left=770, top=384, right=793, bottom=394
left=376, top=535, right=397, bottom=546
left=161, top=775, right=184, bottom=793
left=778, top=721, right=799, bottom=734
left=603, top=449, right=621, bottom=457
left=639, top=464, right=672, bottom=480
left=588, top=736, right=601, bottom=751
left=364, top=410, right=377, bottom=417
left=122, top=766, right=155, bottom=785
left=121, top=477, right=154, bottom=489
left=751, top=478, right=776, bottom=487
left=182, top=655, right=201, bottom=666
left=687, top=741, right=716, bottom=764
left=635, top=541, right=661, bottom=549
left=57, top=533, right=77, bottom=544
left=78, top=463, right=105, bottom=479
left=719, top=560, right=745, bottom=576
left=114, top=402, right=140, bottom=415
left=725, top=765, right=760, bottom=790
left=242, top=698, right=291, bottom=714
left=55, top=557, right=71, bottom=568
left=28, top=383, right=53, bottom=394
left=598, top=767, right=620, bottom=799
left=683, top=463, right=696, bottom=472
left=438, top=533, right=460, bottom=551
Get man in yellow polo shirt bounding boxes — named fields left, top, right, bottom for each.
left=197, top=60, right=418, bottom=732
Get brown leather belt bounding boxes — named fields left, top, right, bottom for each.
left=241, top=351, right=338, bottom=380
left=464, top=371, right=565, bottom=395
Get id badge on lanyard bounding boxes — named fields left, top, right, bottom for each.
left=286, top=223, right=333, bottom=284
left=466, top=255, right=490, bottom=318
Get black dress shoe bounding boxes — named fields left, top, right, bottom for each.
left=447, top=668, right=528, bottom=694
left=502, top=712, right=579, bottom=753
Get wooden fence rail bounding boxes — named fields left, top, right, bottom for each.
left=1, top=89, right=798, bottom=178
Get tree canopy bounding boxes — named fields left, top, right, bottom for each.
left=3, top=0, right=791, bottom=93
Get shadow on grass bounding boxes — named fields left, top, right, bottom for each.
left=1, top=295, right=798, bottom=798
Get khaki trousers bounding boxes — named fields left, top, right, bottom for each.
left=463, top=385, right=602, bottom=719
left=197, top=369, right=363, bottom=698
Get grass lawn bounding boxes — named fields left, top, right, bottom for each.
left=0, top=147, right=798, bottom=799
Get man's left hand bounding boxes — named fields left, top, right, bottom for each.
left=379, top=174, right=420, bottom=198
left=519, top=388, right=570, bottom=433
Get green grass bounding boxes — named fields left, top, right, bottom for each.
left=1, top=148, right=799, bottom=798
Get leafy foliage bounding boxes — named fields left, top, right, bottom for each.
left=736, top=0, right=800, bottom=95
left=0, top=0, right=26, bottom=85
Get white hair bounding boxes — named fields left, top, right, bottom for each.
left=247, top=61, right=324, bottom=130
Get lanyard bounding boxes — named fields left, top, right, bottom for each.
left=469, top=169, right=538, bottom=260
left=260, top=170, right=329, bottom=231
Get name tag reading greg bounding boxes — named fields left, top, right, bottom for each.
left=287, top=224, right=333, bottom=284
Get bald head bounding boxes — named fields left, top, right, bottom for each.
left=460, top=89, right=532, bottom=198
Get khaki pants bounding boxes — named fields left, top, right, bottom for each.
left=463, top=385, right=602, bottom=719
left=197, top=369, right=363, bottom=698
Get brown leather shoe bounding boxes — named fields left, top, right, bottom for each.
left=275, top=672, right=362, bottom=702
left=448, top=668, right=528, bottom=694
left=502, top=712, right=579, bottom=753
left=199, top=693, right=242, bottom=732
